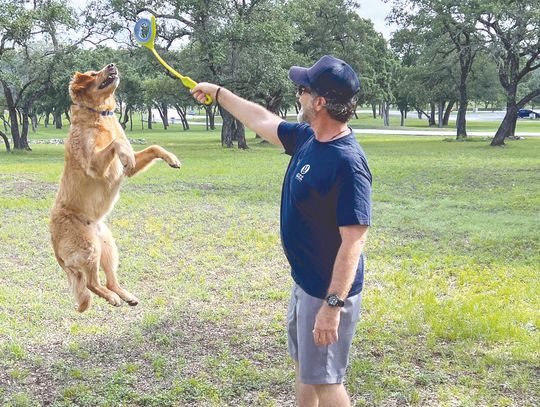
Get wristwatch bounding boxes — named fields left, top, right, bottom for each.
left=326, top=294, right=345, bottom=308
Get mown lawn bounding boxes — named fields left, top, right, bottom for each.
left=0, top=126, right=539, bottom=406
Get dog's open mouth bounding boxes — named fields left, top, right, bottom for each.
left=98, top=72, right=118, bottom=89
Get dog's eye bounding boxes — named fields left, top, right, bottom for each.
left=91, top=73, right=97, bottom=77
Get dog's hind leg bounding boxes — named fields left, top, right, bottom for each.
left=65, top=267, right=92, bottom=313
left=64, top=243, right=123, bottom=310
left=98, top=222, right=139, bottom=306
left=85, top=261, right=123, bottom=309
left=61, top=234, right=122, bottom=312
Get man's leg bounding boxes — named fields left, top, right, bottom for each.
left=293, top=287, right=362, bottom=407
left=295, top=361, right=319, bottom=407
left=313, top=383, right=350, bottom=407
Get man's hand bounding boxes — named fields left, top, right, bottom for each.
left=313, top=305, right=341, bottom=346
left=191, top=82, right=220, bottom=104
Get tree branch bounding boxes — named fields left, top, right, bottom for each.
left=517, top=88, right=540, bottom=108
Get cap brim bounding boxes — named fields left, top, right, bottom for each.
left=288, top=66, right=310, bottom=87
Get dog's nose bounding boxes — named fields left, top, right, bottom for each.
left=107, top=63, right=115, bottom=69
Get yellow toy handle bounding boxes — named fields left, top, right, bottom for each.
left=150, top=49, right=212, bottom=105
left=135, top=16, right=212, bottom=105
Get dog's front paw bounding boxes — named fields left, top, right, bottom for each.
left=166, top=154, right=181, bottom=169
left=119, top=152, right=136, bottom=172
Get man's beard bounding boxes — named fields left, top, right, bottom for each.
left=297, top=102, right=315, bottom=124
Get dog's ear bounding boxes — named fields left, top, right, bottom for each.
left=70, top=72, right=95, bottom=95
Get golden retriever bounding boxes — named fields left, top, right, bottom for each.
left=50, top=63, right=181, bottom=312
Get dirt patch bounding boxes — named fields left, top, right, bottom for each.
left=0, top=175, right=58, bottom=200
left=0, top=312, right=293, bottom=406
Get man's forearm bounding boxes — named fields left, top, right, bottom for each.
left=326, top=240, right=365, bottom=300
left=327, top=225, right=369, bottom=299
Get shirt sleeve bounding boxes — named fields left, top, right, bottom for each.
left=278, top=121, right=311, bottom=156
left=336, top=168, right=372, bottom=226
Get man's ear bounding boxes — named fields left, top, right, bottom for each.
left=314, top=95, right=327, bottom=111
left=70, top=72, right=94, bottom=94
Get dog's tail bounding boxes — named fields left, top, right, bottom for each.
left=66, top=267, right=92, bottom=312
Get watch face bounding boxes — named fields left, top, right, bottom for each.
left=327, top=294, right=344, bottom=307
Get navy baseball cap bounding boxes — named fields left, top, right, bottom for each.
left=289, top=55, right=361, bottom=102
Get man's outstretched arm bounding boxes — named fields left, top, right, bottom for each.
left=192, top=83, right=283, bottom=146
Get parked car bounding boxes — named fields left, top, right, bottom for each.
left=517, top=108, right=540, bottom=118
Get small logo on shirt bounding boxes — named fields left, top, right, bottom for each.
left=295, top=164, right=310, bottom=181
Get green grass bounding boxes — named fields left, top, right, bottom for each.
left=0, top=125, right=539, bottom=406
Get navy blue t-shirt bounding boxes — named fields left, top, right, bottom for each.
left=277, top=121, right=372, bottom=299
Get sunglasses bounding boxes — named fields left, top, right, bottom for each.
left=297, top=85, right=311, bottom=96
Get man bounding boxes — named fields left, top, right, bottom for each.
left=192, top=55, right=371, bottom=407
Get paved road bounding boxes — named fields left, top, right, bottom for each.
left=356, top=109, right=511, bottom=122
left=187, top=121, right=540, bottom=137
left=352, top=128, right=540, bottom=137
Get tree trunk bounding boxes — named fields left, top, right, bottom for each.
left=220, top=107, right=234, bottom=148
left=237, top=121, right=247, bottom=149
left=456, top=68, right=469, bottom=139
left=0, top=129, right=11, bottom=152
left=382, top=101, right=390, bottom=127
left=31, top=113, right=38, bottom=132
left=429, top=103, right=436, bottom=126
left=120, top=104, right=131, bottom=129
left=1, top=113, right=8, bottom=131
left=44, top=111, right=50, bottom=128
left=129, top=110, right=133, bottom=131
left=438, top=101, right=445, bottom=128
left=54, top=109, right=63, bottom=129
left=443, top=100, right=454, bottom=126
left=220, top=107, right=248, bottom=149
left=2, top=82, right=22, bottom=149
left=371, top=103, right=377, bottom=119
left=400, top=109, right=405, bottom=126
left=147, top=106, right=153, bottom=130
left=491, top=106, right=518, bottom=146
left=174, top=104, right=190, bottom=130
left=204, top=105, right=216, bottom=130
left=155, top=102, right=168, bottom=130
left=456, top=101, right=468, bottom=139
left=21, top=112, right=31, bottom=150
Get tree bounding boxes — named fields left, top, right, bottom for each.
left=391, top=27, right=458, bottom=127
left=476, top=2, right=540, bottom=145
left=389, top=0, right=480, bottom=139
left=0, top=0, right=33, bottom=149
left=288, top=0, right=394, bottom=124
left=0, top=0, right=119, bottom=149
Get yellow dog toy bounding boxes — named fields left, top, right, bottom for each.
left=134, top=16, right=212, bottom=105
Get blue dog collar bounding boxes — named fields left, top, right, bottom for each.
left=73, top=104, right=115, bottom=116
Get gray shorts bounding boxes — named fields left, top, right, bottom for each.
left=287, top=283, right=362, bottom=384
